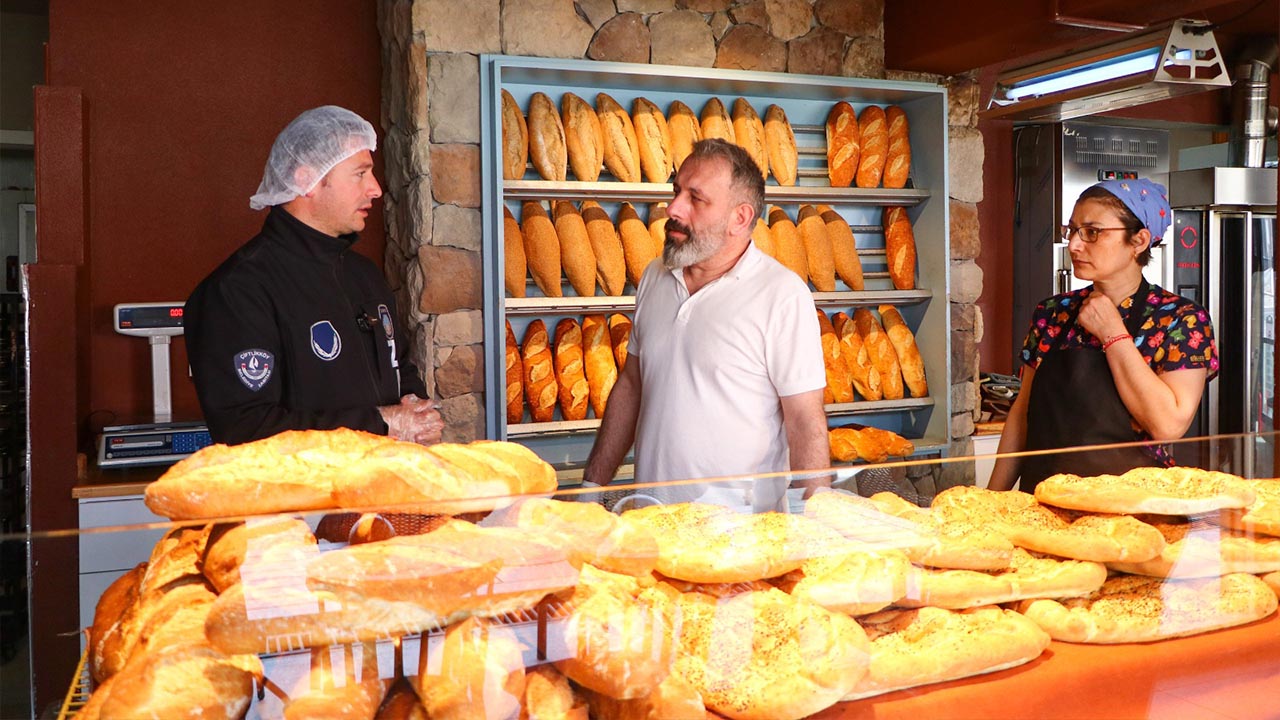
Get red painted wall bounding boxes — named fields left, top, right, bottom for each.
left=47, top=0, right=387, bottom=443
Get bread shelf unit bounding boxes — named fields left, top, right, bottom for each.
left=480, top=55, right=951, bottom=473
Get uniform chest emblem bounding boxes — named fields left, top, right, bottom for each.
left=377, top=304, right=394, bottom=340
left=310, top=320, right=342, bottom=361
left=234, top=349, right=274, bottom=391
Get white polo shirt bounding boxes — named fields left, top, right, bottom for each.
left=629, top=243, right=825, bottom=507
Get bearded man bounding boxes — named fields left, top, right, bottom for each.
left=583, top=139, right=829, bottom=510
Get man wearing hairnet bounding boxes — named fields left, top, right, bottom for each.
left=186, top=106, right=442, bottom=445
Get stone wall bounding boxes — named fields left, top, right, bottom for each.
left=376, top=0, right=983, bottom=486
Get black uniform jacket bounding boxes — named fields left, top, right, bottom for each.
left=186, top=207, right=427, bottom=444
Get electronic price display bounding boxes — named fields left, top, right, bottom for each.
left=115, top=302, right=185, bottom=336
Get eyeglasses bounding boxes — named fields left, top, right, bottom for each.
left=1061, top=225, right=1128, bottom=243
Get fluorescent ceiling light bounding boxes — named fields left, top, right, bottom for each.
left=1003, top=47, right=1162, bottom=100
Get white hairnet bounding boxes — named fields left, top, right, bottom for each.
left=249, top=105, right=377, bottom=210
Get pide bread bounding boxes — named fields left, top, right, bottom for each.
left=879, top=304, right=928, bottom=398
left=855, top=105, right=888, bottom=188
left=768, top=206, right=809, bottom=283
left=503, top=205, right=527, bottom=298
left=500, top=89, right=528, bottom=181
left=776, top=547, right=913, bottom=616
left=1220, top=478, right=1280, bottom=537
left=823, top=208, right=864, bottom=290
left=1264, top=571, right=1280, bottom=598
left=521, top=201, right=563, bottom=298
left=1017, top=572, right=1279, bottom=643
left=882, top=206, right=917, bottom=290
left=797, top=204, right=836, bottom=292
left=803, top=491, right=946, bottom=567
left=562, top=91, right=604, bottom=182
left=866, top=491, right=1016, bottom=570
left=666, top=99, right=702, bottom=171
left=522, top=319, right=559, bottom=423
left=580, top=314, right=618, bottom=419
left=763, top=104, right=798, bottom=186
left=551, top=201, right=598, bottom=297
left=528, top=92, right=567, bottom=182
left=616, top=202, right=655, bottom=288
left=596, top=92, right=642, bottom=183
left=853, top=308, right=904, bottom=401
left=883, top=105, right=911, bottom=189
left=834, top=312, right=881, bottom=401
left=506, top=497, right=657, bottom=577
left=608, top=313, right=632, bottom=372
left=931, top=486, right=1166, bottom=563
left=416, top=618, right=525, bottom=720
left=1035, top=467, right=1257, bottom=515
left=698, top=97, right=735, bottom=144
left=553, top=318, right=590, bottom=421
left=899, top=547, right=1107, bottom=610
left=825, top=101, right=860, bottom=188
left=579, top=200, right=626, bottom=296
left=817, top=310, right=855, bottom=404
left=843, top=606, right=1050, bottom=701
left=506, top=321, right=524, bottom=425
left=631, top=96, right=674, bottom=183
left=731, top=98, right=768, bottom=179
left=1106, top=516, right=1280, bottom=578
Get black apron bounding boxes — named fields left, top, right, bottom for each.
left=1019, top=279, right=1163, bottom=493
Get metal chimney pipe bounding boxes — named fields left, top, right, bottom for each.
left=1229, top=38, right=1278, bottom=168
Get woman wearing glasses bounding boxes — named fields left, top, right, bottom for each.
left=989, top=178, right=1219, bottom=493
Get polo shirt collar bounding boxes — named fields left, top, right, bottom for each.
left=667, top=240, right=762, bottom=285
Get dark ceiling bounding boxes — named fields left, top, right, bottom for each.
left=885, top=0, right=1279, bottom=77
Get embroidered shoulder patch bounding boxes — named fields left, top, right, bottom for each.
left=234, top=349, right=274, bottom=391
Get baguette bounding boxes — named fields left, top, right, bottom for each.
left=822, top=207, right=864, bottom=290
left=596, top=92, right=642, bottom=183
left=648, top=202, right=669, bottom=259
left=95, top=643, right=262, bottom=720
left=883, top=206, right=917, bottom=290
left=855, top=105, right=888, bottom=188
left=751, top=217, right=778, bottom=262
left=731, top=98, right=768, bottom=180
left=699, top=97, right=735, bottom=143
left=417, top=618, right=525, bottom=720
left=834, top=311, right=881, bottom=401
left=506, top=320, right=524, bottom=424
left=667, top=99, right=702, bottom=171
left=503, top=205, right=527, bottom=298
left=90, top=563, right=146, bottom=684
left=764, top=104, right=798, bottom=186
left=828, top=426, right=914, bottom=463
left=200, top=517, right=316, bottom=594
left=632, top=96, right=674, bottom=183
left=768, top=206, right=809, bottom=283
left=522, top=319, right=558, bottom=422
left=818, top=309, right=855, bottom=404
left=797, top=204, right=836, bottom=292
left=854, top=308, right=904, bottom=400
left=552, top=201, right=598, bottom=297
left=580, top=314, right=618, bottom=419
left=580, top=200, right=627, bottom=296
left=883, top=105, right=911, bottom=189
left=879, top=304, right=928, bottom=397
left=283, top=644, right=386, bottom=720
left=562, top=91, right=604, bottom=182
left=609, top=313, right=632, bottom=372
left=554, top=318, right=590, bottom=421
left=617, top=202, right=656, bottom=288
left=528, top=92, right=567, bottom=181
left=500, top=89, right=528, bottom=181
left=520, top=201, right=563, bottom=297
left=826, top=101, right=860, bottom=188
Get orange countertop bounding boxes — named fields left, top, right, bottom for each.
left=817, top=611, right=1280, bottom=720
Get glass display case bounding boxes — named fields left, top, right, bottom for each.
left=9, top=431, right=1280, bottom=720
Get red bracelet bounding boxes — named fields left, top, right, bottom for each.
left=1102, top=333, right=1132, bottom=352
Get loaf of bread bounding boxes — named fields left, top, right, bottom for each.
left=829, top=425, right=914, bottom=463
left=523, top=665, right=589, bottom=720
left=647, top=202, right=669, bottom=259
left=879, top=304, right=928, bottom=397
left=821, top=207, right=864, bottom=291
left=283, top=643, right=386, bottom=720
left=90, top=562, right=146, bottom=684
left=883, top=105, right=911, bottom=189
left=580, top=200, right=626, bottom=296
left=632, top=96, right=674, bottom=183
left=200, top=516, right=316, bottom=593
left=699, top=97, right=735, bottom=143
left=609, top=313, right=632, bottom=371
left=554, top=318, right=590, bottom=421
left=731, top=98, right=768, bottom=179
left=562, top=91, right=604, bottom=182
left=500, top=89, right=528, bottom=181
left=883, top=205, right=918, bottom=290
left=667, top=99, right=702, bottom=171
left=856, top=105, right=888, bottom=188
left=818, top=309, right=855, bottom=404
left=416, top=617, right=525, bottom=720
left=521, top=201, right=563, bottom=297
left=768, top=206, right=809, bottom=283
left=751, top=217, right=778, bottom=261
left=764, top=104, right=798, bottom=186
left=93, top=643, right=262, bottom=720
left=528, top=92, right=567, bottom=182
left=508, top=498, right=658, bottom=577
left=522, top=319, right=558, bottom=422
left=854, top=308, right=904, bottom=400
left=374, top=678, right=429, bottom=720
left=797, top=204, right=836, bottom=292
left=503, top=205, right=527, bottom=298
left=580, top=673, right=708, bottom=720
left=579, top=314, right=617, bottom=419
left=552, top=201, right=598, bottom=297
left=596, top=92, right=641, bottom=183
left=826, top=101, right=861, bottom=187
left=834, top=311, right=881, bottom=401
left=139, top=525, right=206, bottom=596
left=506, top=320, right=524, bottom=424
left=616, top=202, right=655, bottom=288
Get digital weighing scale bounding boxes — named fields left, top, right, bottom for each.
left=97, top=302, right=213, bottom=468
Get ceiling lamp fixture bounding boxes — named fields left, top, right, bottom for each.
left=985, top=19, right=1231, bottom=122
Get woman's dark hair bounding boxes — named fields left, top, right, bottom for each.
left=1076, top=185, right=1151, bottom=267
